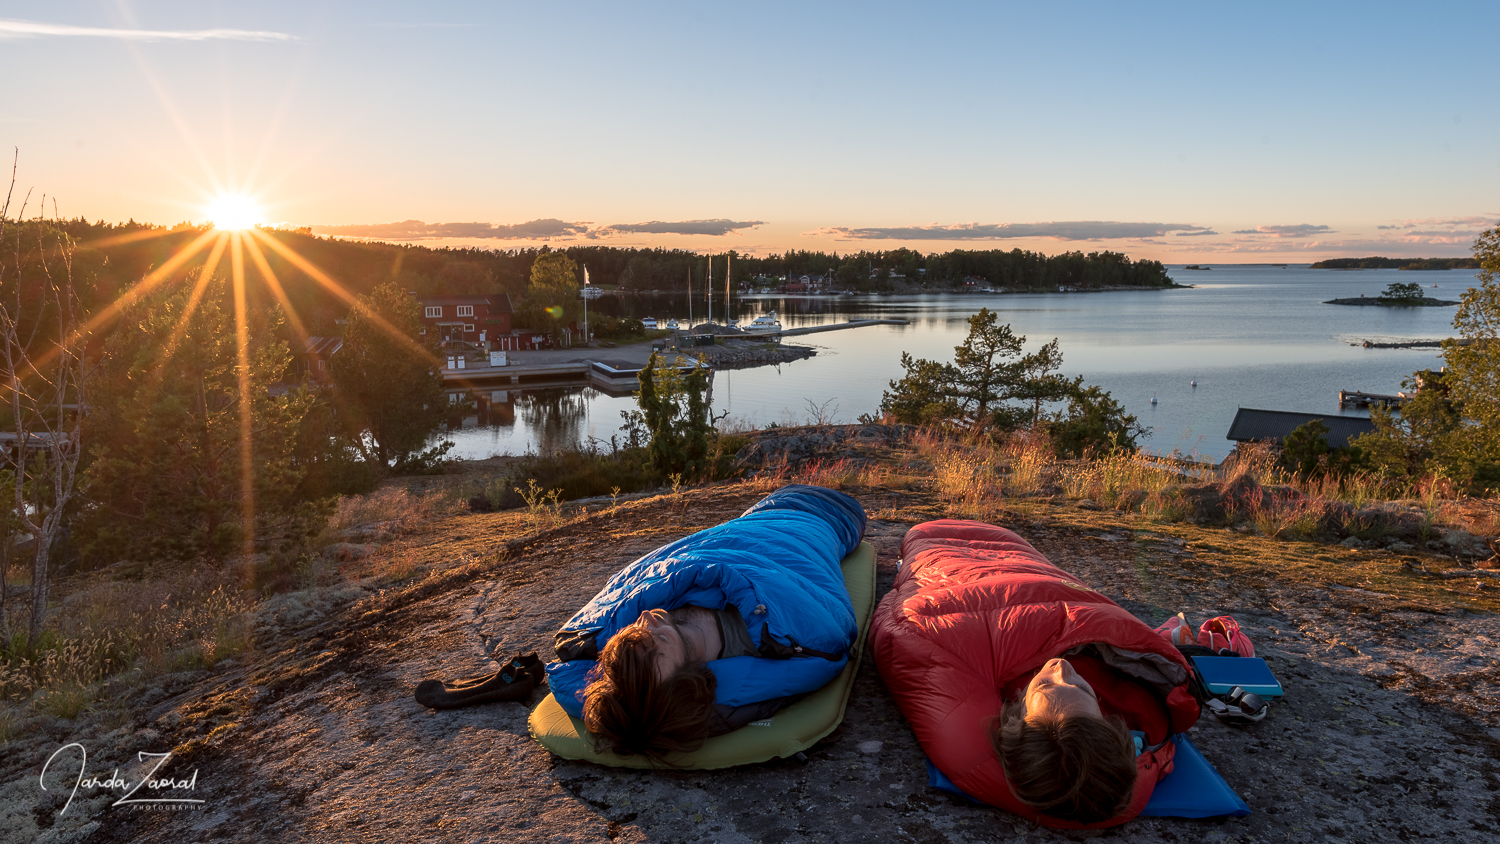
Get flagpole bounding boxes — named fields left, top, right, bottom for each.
left=582, top=265, right=589, bottom=346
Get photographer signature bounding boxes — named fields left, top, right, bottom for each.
left=41, top=743, right=204, bottom=815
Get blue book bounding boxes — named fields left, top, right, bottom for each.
left=1190, top=656, right=1283, bottom=701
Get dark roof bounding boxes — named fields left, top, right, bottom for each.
left=415, top=294, right=514, bottom=313
left=1226, top=408, right=1377, bottom=449
left=302, top=336, right=343, bottom=356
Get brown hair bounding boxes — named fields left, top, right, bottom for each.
left=582, top=625, right=717, bottom=764
left=988, top=698, right=1138, bottom=824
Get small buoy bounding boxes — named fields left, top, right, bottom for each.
left=1150, top=394, right=1158, bottom=404
left=1190, top=380, right=1197, bottom=388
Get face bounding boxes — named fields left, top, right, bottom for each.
left=634, top=609, right=686, bottom=682
left=1023, top=658, right=1104, bottom=723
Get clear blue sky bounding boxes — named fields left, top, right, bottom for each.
left=2, top=1, right=1496, bottom=260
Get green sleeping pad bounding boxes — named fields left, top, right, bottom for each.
left=528, top=541, right=877, bottom=769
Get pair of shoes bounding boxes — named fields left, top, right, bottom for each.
left=413, top=651, right=546, bottom=710
left=1156, top=613, right=1256, bottom=658
left=1205, top=685, right=1268, bottom=726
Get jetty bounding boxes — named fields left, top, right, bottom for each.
left=437, top=318, right=908, bottom=394
left=1338, top=390, right=1408, bottom=409
left=758, top=318, right=910, bottom=337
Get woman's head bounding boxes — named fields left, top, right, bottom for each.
left=582, top=611, right=716, bottom=763
left=990, top=658, right=1138, bottom=824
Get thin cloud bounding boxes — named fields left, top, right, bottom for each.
left=1173, top=230, right=1220, bottom=237
left=1379, top=215, right=1496, bottom=231
left=813, top=221, right=1214, bottom=241
left=310, top=219, right=591, bottom=241
left=1229, top=224, right=1333, bottom=238
left=599, top=219, right=765, bottom=236
left=0, top=18, right=297, bottom=42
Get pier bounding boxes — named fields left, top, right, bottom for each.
left=437, top=318, right=908, bottom=393
left=760, top=318, right=909, bottom=337
left=1338, top=390, right=1408, bottom=409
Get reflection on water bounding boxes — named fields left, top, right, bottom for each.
left=434, top=266, right=1476, bottom=461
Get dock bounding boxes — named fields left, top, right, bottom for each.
left=440, top=357, right=704, bottom=396
left=438, top=318, right=908, bottom=394
left=1338, top=390, right=1408, bottom=409
left=760, top=318, right=909, bottom=337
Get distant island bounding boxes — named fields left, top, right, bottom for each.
left=1311, top=256, right=1480, bottom=270
left=1324, top=281, right=1458, bottom=307
left=1183, top=264, right=1212, bottom=270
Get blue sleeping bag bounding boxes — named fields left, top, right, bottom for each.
left=546, top=484, right=866, bottom=718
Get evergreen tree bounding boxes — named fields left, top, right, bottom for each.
left=331, top=280, right=450, bottom=474
left=78, top=272, right=312, bottom=563
left=634, top=352, right=713, bottom=478
left=1445, top=222, right=1500, bottom=489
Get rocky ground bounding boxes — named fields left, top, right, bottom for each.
left=8, top=470, right=1500, bottom=843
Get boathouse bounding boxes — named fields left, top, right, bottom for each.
left=1225, top=408, right=1377, bottom=450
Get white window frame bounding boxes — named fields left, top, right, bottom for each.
left=425, top=306, right=442, bottom=318
left=456, top=305, right=474, bottom=317
left=464, top=324, right=475, bottom=332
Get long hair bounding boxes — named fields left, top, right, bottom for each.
left=582, top=625, right=717, bottom=764
left=988, top=697, right=1138, bottom=824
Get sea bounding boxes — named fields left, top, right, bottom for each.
left=437, top=265, right=1476, bottom=462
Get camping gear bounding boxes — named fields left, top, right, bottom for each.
left=546, top=485, right=866, bottom=723
left=869, top=519, right=1201, bottom=829
left=415, top=652, right=544, bottom=710
left=1189, top=656, right=1283, bottom=701
left=1154, top=612, right=1194, bottom=647
left=925, top=733, right=1251, bottom=819
left=1203, top=685, right=1270, bottom=726
left=1198, top=615, right=1255, bottom=657
left=528, top=540, right=876, bottom=769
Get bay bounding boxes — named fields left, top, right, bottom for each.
left=439, top=265, right=1474, bottom=462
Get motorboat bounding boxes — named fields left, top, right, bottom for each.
left=666, top=319, right=680, bottom=330
left=641, top=317, right=658, bottom=329
left=743, top=311, right=783, bottom=333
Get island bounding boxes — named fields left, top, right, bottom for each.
left=1325, top=282, right=1458, bottom=307
left=1183, top=264, right=1212, bottom=270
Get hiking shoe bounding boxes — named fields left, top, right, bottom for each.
left=1198, top=616, right=1255, bottom=657
left=414, top=667, right=536, bottom=710
left=1154, top=612, right=1195, bottom=647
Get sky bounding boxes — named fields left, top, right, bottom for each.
left=2, top=1, right=1497, bottom=262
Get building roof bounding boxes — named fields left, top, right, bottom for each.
left=1226, top=408, right=1377, bottom=449
left=302, top=336, right=343, bottom=356
left=415, top=294, right=514, bottom=313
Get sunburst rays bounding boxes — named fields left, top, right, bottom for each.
left=66, top=221, right=446, bottom=560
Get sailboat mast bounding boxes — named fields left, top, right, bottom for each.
left=707, top=255, right=713, bottom=324
left=687, top=266, right=693, bottom=329
left=726, top=253, right=732, bottom=325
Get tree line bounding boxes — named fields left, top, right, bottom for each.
left=1310, top=256, right=1480, bottom=270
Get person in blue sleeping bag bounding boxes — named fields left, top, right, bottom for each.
left=546, top=484, right=865, bottom=762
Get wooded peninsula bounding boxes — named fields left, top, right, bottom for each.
left=1310, top=256, right=1480, bottom=270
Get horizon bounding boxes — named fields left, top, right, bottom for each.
left=3, top=2, right=1497, bottom=263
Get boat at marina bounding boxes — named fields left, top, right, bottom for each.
left=743, top=311, right=783, bottom=332
left=642, top=317, right=657, bottom=329
left=666, top=319, right=680, bottom=330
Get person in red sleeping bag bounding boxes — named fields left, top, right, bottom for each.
left=869, top=520, right=1201, bottom=828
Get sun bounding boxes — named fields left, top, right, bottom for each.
left=204, top=194, right=262, bottom=231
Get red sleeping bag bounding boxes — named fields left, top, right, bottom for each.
left=869, top=520, right=1201, bottom=828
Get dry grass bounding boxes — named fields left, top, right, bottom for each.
left=324, top=484, right=464, bottom=538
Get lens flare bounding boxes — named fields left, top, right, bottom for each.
left=545, top=306, right=563, bottom=319
left=203, top=194, right=262, bottom=231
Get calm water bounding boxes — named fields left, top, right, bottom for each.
left=440, top=266, right=1475, bottom=461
